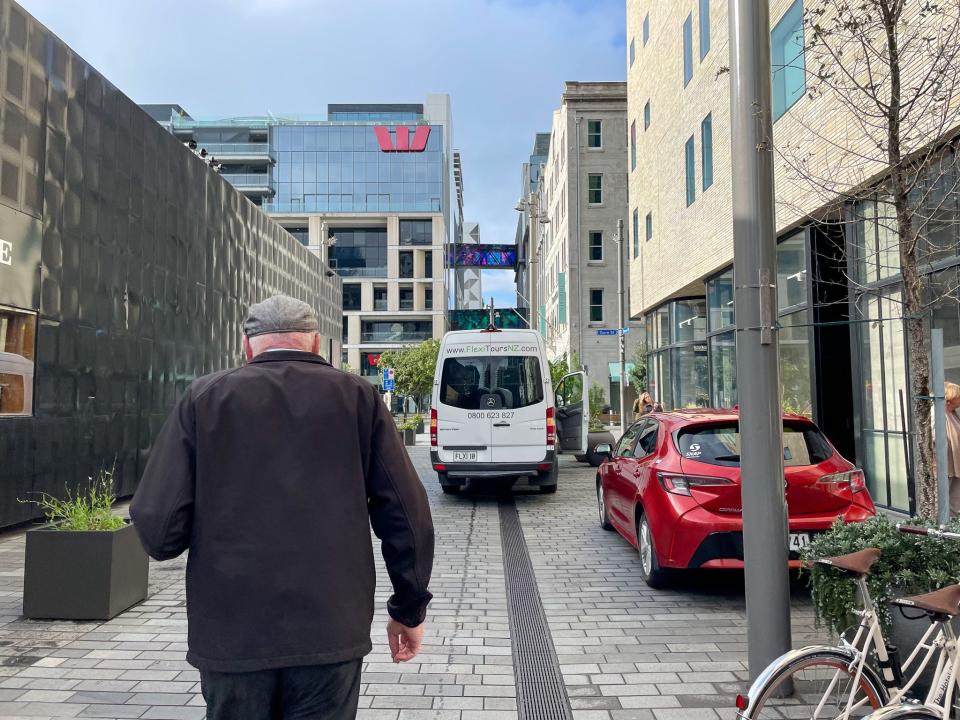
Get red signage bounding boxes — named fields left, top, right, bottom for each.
left=366, top=354, right=381, bottom=366
left=374, top=126, right=430, bottom=153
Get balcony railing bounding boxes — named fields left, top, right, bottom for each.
left=202, top=143, right=272, bottom=156
left=222, top=173, right=272, bottom=188
left=333, top=266, right=388, bottom=278
left=360, top=331, right=433, bottom=343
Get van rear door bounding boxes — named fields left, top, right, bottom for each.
left=487, top=342, right=549, bottom=463
left=555, top=371, right=588, bottom=455
left=436, top=336, right=493, bottom=464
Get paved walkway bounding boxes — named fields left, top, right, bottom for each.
left=0, top=449, right=827, bottom=719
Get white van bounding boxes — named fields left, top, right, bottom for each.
left=429, top=328, right=587, bottom=494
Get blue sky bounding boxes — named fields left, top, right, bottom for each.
left=20, top=0, right=626, bottom=307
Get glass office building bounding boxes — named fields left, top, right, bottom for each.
left=157, top=97, right=457, bottom=384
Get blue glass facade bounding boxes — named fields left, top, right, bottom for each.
left=263, top=124, right=444, bottom=214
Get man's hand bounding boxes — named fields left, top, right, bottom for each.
left=387, top=619, right=424, bottom=663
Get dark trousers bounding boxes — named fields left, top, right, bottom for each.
left=200, top=660, right=362, bottom=720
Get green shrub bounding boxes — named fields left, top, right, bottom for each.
left=20, top=465, right=125, bottom=531
left=801, top=514, right=960, bottom=635
left=396, top=415, right=422, bottom=432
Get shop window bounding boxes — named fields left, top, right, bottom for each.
left=0, top=306, right=36, bottom=416
left=777, top=231, right=808, bottom=310
left=778, top=311, right=813, bottom=417
left=707, top=270, right=734, bottom=331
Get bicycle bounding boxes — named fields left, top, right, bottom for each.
left=735, top=524, right=960, bottom=719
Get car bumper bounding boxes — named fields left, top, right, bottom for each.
left=430, top=450, right=555, bottom=482
left=664, top=502, right=876, bottom=569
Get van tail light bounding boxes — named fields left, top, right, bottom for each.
left=817, top=468, right=866, bottom=494
left=546, top=406, right=556, bottom=447
left=735, top=694, right=749, bottom=712
left=658, top=471, right=732, bottom=497
left=430, top=408, right=438, bottom=449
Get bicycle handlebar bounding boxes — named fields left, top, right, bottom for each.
left=896, top=523, right=960, bottom=540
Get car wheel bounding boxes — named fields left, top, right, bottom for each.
left=539, top=483, right=557, bottom=494
left=586, top=448, right=604, bottom=467
left=438, top=472, right=460, bottom=494
left=597, top=480, right=613, bottom=531
left=574, top=454, right=587, bottom=463
left=637, top=512, right=670, bottom=589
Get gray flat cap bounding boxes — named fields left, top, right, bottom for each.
left=244, top=295, right=319, bottom=337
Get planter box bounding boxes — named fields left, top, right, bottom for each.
left=576, top=430, right=617, bottom=467
left=416, top=419, right=425, bottom=433
left=23, top=521, right=148, bottom=620
left=403, top=428, right=416, bottom=446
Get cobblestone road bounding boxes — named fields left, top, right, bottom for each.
left=0, top=448, right=827, bottom=719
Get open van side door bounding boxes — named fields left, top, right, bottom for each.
left=555, top=371, right=587, bottom=455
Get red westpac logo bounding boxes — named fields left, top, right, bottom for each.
left=374, top=126, right=431, bottom=152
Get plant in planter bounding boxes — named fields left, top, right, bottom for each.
left=20, top=465, right=149, bottom=620
left=396, top=416, right=420, bottom=446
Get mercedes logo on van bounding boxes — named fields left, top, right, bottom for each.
left=486, top=397, right=496, bottom=408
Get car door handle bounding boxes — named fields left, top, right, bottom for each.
left=493, top=421, right=511, bottom=427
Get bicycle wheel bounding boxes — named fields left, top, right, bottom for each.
left=741, top=647, right=888, bottom=719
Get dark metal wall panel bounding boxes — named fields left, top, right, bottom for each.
left=0, top=0, right=341, bottom=527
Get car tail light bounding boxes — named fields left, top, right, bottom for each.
left=658, top=471, right=732, bottom=496
left=817, top=468, right=866, bottom=493
left=430, top=408, right=438, bottom=448
left=546, top=406, right=556, bottom=447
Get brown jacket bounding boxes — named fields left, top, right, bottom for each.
left=130, top=350, right=434, bottom=672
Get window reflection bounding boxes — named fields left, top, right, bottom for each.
left=0, top=307, right=36, bottom=416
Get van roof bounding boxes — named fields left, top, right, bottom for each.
left=441, top=329, right=538, bottom=339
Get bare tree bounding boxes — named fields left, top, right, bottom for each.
left=776, top=0, right=960, bottom=517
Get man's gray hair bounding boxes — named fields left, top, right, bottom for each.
left=244, top=295, right=319, bottom=338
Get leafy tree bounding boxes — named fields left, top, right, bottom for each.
left=548, top=357, right=570, bottom=390
left=588, top=384, right=607, bottom=431
left=780, top=0, right=960, bottom=517
left=378, top=339, right=440, bottom=418
left=627, top=343, right=648, bottom=392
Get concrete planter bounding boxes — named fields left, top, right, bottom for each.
left=23, top=521, right=148, bottom=620
left=403, top=428, right=416, bottom=446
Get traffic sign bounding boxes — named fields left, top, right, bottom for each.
left=621, top=326, right=631, bottom=334
left=596, top=329, right=617, bottom=336
left=383, top=379, right=395, bottom=392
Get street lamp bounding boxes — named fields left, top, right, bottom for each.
left=515, top=194, right=545, bottom=336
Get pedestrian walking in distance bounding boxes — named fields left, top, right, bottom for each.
left=130, top=294, right=435, bottom=720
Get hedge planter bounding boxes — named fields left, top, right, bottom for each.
left=23, top=521, right=148, bottom=620
left=403, top=428, right=416, bottom=446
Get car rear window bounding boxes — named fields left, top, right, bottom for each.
left=676, top=421, right=834, bottom=467
left=439, top=356, right=544, bottom=410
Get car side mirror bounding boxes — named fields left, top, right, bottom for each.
left=595, top=443, right=613, bottom=459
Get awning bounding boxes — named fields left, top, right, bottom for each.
left=608, top=362, right=636, bottom=382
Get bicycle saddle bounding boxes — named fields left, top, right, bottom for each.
left=893, top=584, right=960, bottom=617
left=815, top=548, right=881, bottom=576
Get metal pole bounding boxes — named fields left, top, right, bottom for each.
left=932, top=328, right=949, bottom=525
left=528, top=193, right=540, bottom=337
left=729, top=0, right=792, bottom=681
left=575, top=117, right=584, bottom=366
left=616, top=218, right=627, bottom=433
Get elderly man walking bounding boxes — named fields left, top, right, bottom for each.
left=130, top=295, right=435, bottom=720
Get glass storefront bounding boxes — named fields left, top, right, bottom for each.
left=645, top=298, right=708, bottom=409
left=0, top=306, right=36, bottom=416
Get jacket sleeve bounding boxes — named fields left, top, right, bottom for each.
left=129, top=384, right=197, bottom=561
left=365, top=387, right=435, bottom=627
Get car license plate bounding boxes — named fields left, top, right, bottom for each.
left=452, top=451, right=477, bottom=462
left=789, top=533, right=811, bottom=552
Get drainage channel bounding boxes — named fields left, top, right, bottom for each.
left=498, top=497, right=573, bottom=720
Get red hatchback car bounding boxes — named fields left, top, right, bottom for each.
left=595, top=409, right=876, bottom=587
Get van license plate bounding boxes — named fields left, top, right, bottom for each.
left=452, top=451, right=477, bottom=462
left=789, top=533, right=811, bottom=552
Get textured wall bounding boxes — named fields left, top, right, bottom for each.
left=0, top=0, right=341, bottom=527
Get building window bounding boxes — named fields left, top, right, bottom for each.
left=285, top=226, right=309, bottom=246
left=699, top=0, right=710, bottom=60
left=630, top=120, right=637, bottom=171
left=589, top=231, right=603, bottom=261
left=588, top=174, right=603, bottom=204
left=399, top=285, right=414, bottom=311
left=587, top=120, right=602, bottom=148
left=684, top=136, right=696, bottom=206
left=629, top=38, right=636, bottom=67
left=701, top=113, right=714, bottom=191
left=425, top=286, right=433, bottom=310
left=361, top=320, right=433, bottom=343
left=343, top=284, right=361, bottom=311
left=373, top=285, right=387, bottom=311
left=329, top=227, right=387, bottom=277
left=772, top=0, right=806, bottom=121
left=399, top=251, right=414, bottom=279
left=0, top=307, right=36, bottom=416
left=682, top=14, right=693, bottom=87
left=423, top=250, right=433, bottom=278
left=643, top=13, right=650, bottom=45
left=632, top=209, right=639, bottom=258
left=590, top=289, right=604, bottom=322
left=399, top=219, right=432, bottom=246
left=645, top=211, right=653, bottom=242
left=644, top=101, right=651, bottom=130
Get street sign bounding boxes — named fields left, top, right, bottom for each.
left=383, top=367, right=395, bottom=391
left=596, top=329, right=617, bottom=336
left=621, top=327, right=631, bottom=334
left=383, top=379, right=395, bottom=392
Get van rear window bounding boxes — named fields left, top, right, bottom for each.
left=440, top=356, right=544, bottom=410
left=676, top=421, right=834, bottom=467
